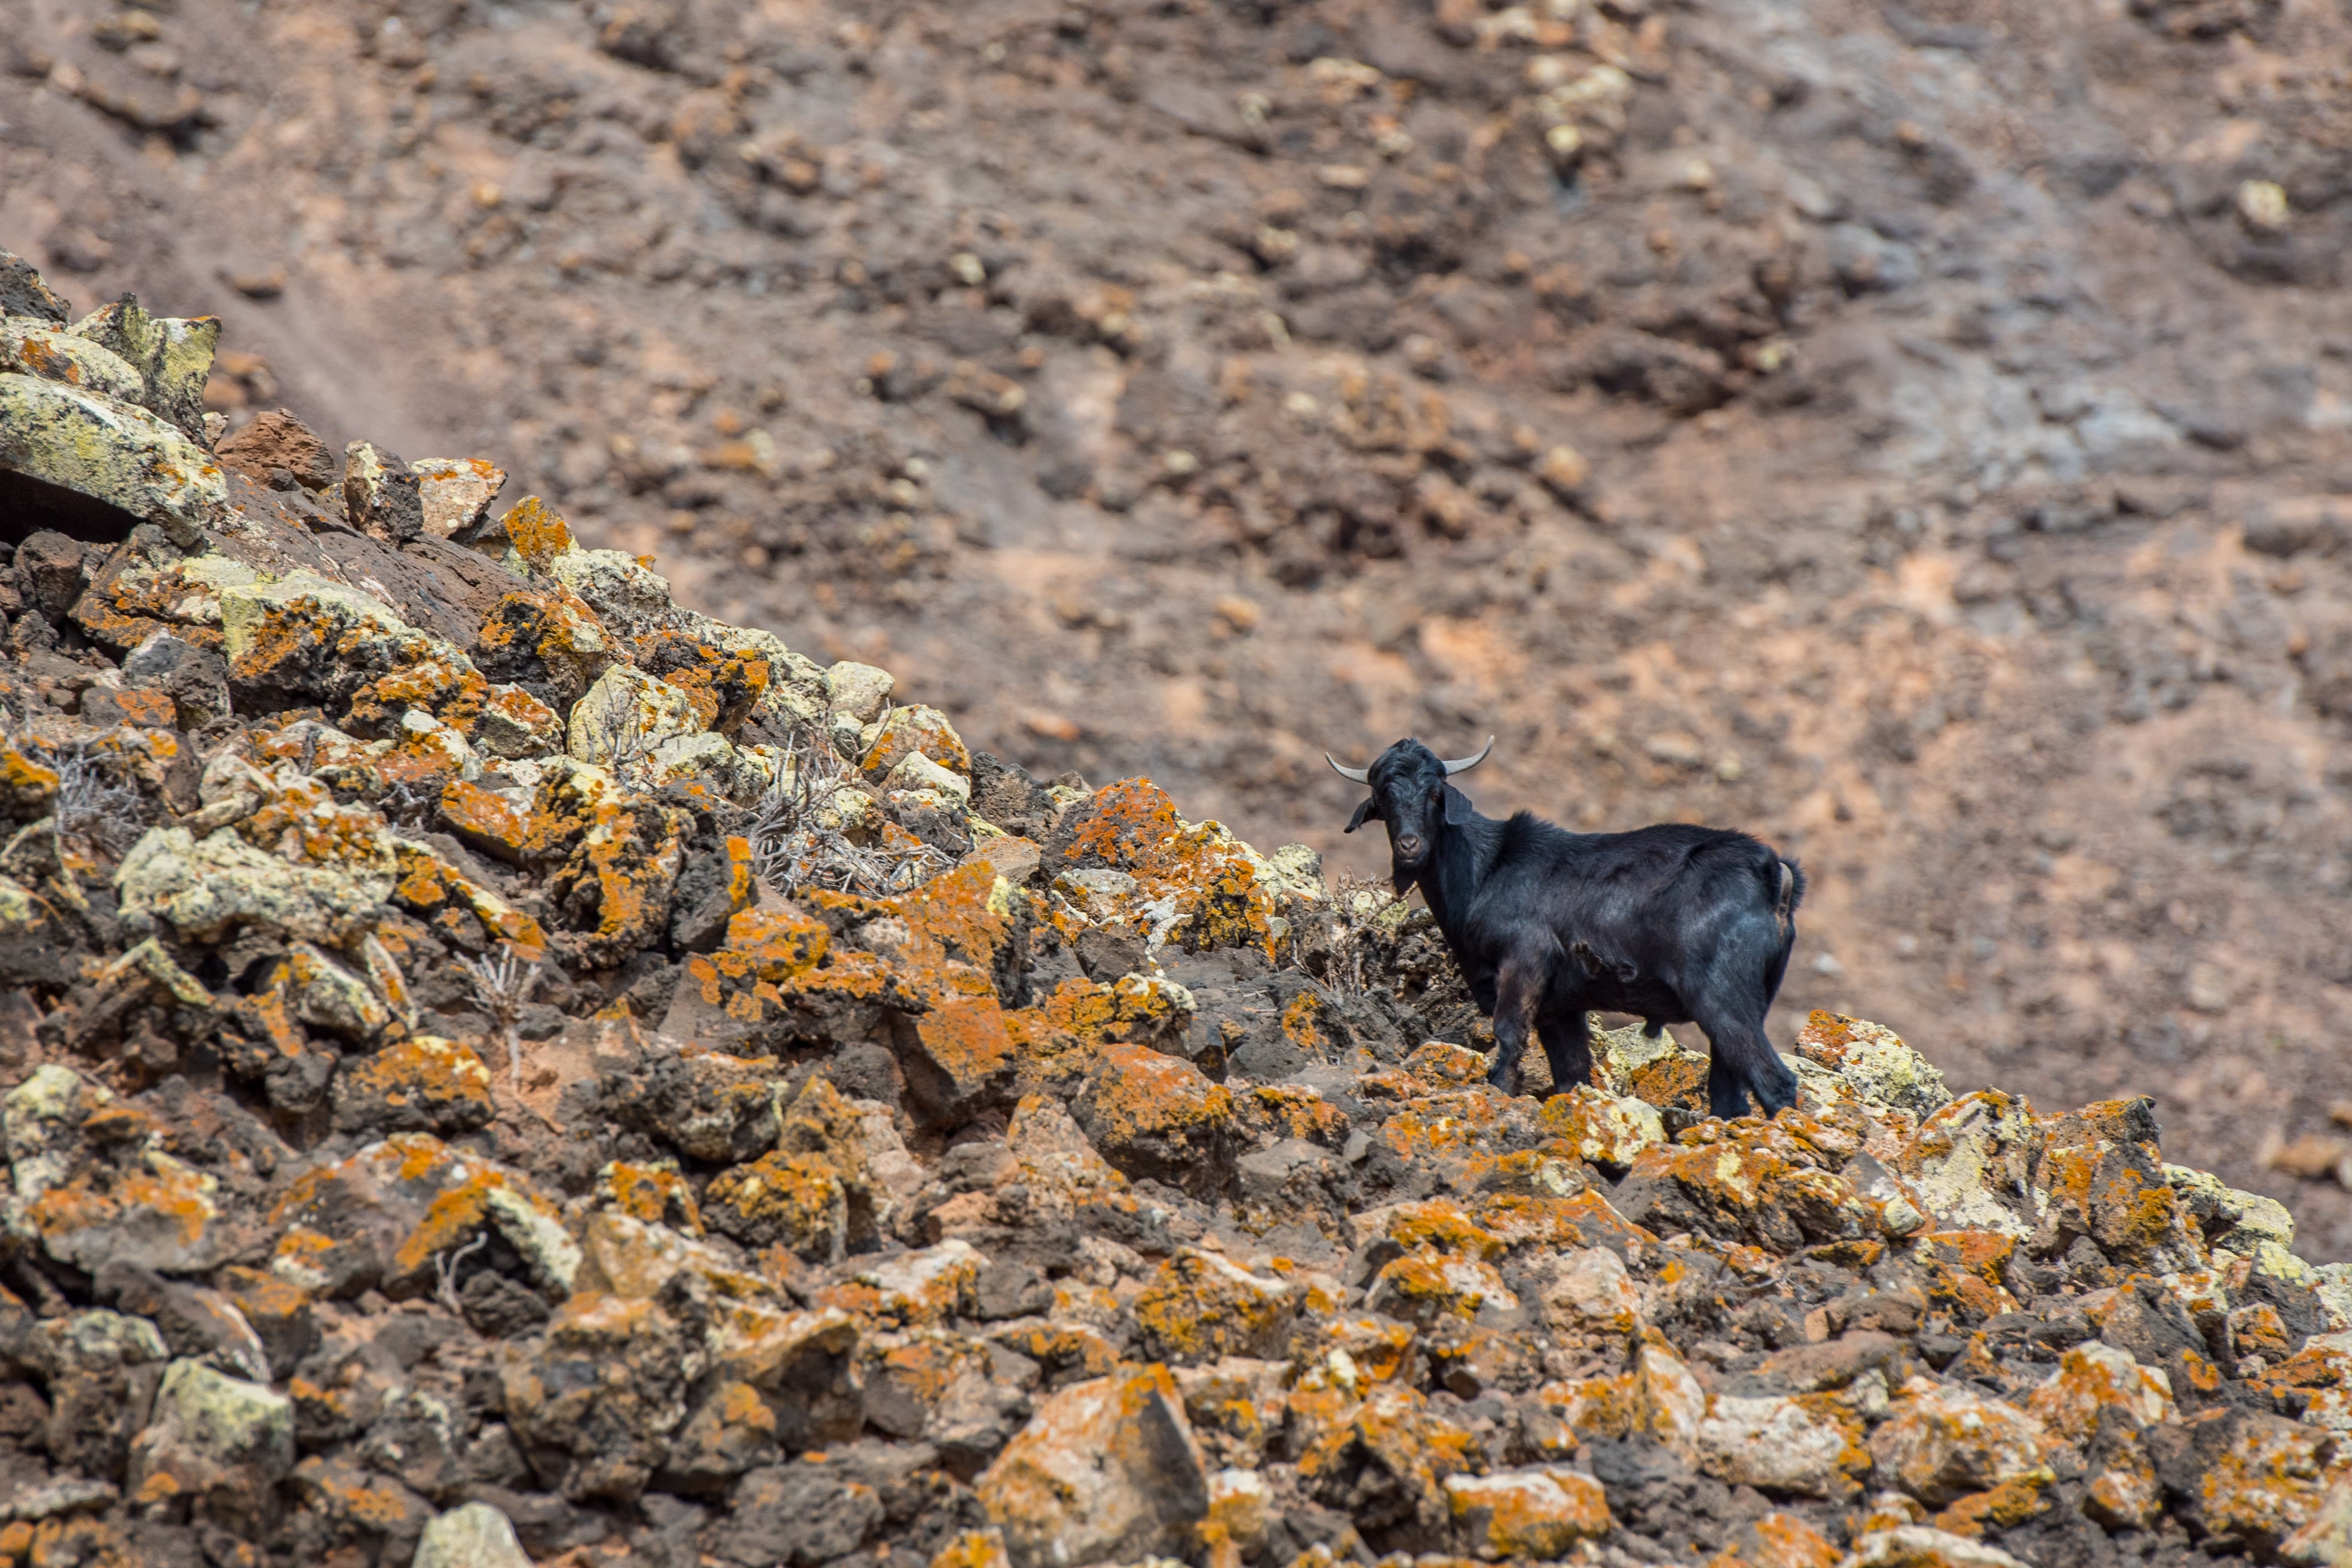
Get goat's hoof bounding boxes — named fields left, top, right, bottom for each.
left=1486, top=1062, right=1524, bottom=1097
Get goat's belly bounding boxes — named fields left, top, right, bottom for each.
left=1558, top=977, right=1686, bottom=1022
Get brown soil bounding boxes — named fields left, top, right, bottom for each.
left=8, top=0, right=2352, bottom=1251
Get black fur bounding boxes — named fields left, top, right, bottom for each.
left=1343, top=738, right=1807, bottom=1118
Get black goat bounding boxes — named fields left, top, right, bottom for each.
left=1329, top=737, right=1806, bottom=1118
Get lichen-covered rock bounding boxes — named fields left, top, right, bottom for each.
left=412, top=457, right=508, bottom=541
left=1696, top=1392, right=1870, bottom=1498
left=1794, top=1010, right=1953, bottom=1116
left=2026, top=1342, right=2175, bottom=1448
left=2, top=314, right=148, bottom=400
left=1537, top=1083, right=1666, bottom=1168
left=1444, top=1465, right=1612, bottom=1558
left=1848, top=1524, right=2029, bottom=1567
left=567, top=661, right=702, bottom=770
left=126, top=1358, right=296, bottom=1529
left=704, top=1151, right=849, bottom=1261
left=2029, top=1096, right=2203, bottom=1273
left=500, top=1293, right=694, bottom=1502
left=1894, top=1091, right=2041, bottom=1240
left=2154, top=1408, right=2345, bottom=1556
left=826, top=661, right=896, bottom=724
left=70, top=292, right=221, bottom=439
left=2, top=241, right=2347, bottom=1568
left=0, top=373, right=225, bottom=543
left=1292, top=1379, right=1486, bottom=1533
left=1070, top=1039, right=1238, bottom=1195
left=975, top=1367, right=1210, bottom=1568
left=860, top=703, right=972, bottom=780
left=1131, top=1248, right=1297, bottom=1364
left=330, top=1035, right=495, bottom=1135
left=344, top=440, right=425, bottom=543
left=412, top=1502, right=534, bottom=1568
left=1869, top=1378, right=2048, bottom=1506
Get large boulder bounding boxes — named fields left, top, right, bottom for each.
left=975, top=1367, right=1210, bottom=1568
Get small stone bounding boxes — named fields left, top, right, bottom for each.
left=413, top=1502, right=534, bottom=1568
left=825, top=661, right=896, bottom=724
left=1535, top=443, right=1591, bottom=497
left=2238, top=179, right=2290, bottom=235
left=1868, top=1377, right=2047, bottom=1506
left=411, top=457, right=508, bottom=541
left=345, top=440, right=424, bottom=543
left=1131, top=1249, right=1297, bottom=1365
left=125, top=1358, right=296, bottom=1530
left=1444, top=1465, right=1611, bottom=1558
left=330, top=1035, right=495, bottom=1135
left=213, top=409, right=335, bottom=491
left=16, top=528, right=88, bottom=619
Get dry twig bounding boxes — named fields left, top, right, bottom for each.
left=434, top=1231, right=489, bottom=1318
left=747, top=727, right=948, bottom=898
left=1320, top=872, right=1403, bottom=1001
left=54, top=750, right=148, bottom=856
left=461, top=945, right=544, bottom=1096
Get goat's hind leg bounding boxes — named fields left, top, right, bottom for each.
left=1693, top=999, right=1797, bottom=1120
left=1535, top=1004, right=1594, bottom=1095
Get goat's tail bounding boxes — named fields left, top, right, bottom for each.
left=1763, top=855, right=1806, bottom=939
left=1758, top=853, right=1806, bottom=1005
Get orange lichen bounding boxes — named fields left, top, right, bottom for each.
left=596, top=1162, right=706, bottom=1233
left=1052, top=777, right=1291, bottom=954
left=1242, top=1085, right=1352, bottom=1148
left=438, top=780, right=531, bottom=860
left=389, top=841, right=549, bottom=956
left=335, top=1035, right=493, bottom=1130
left=705, top=1152, right=848, bottom=1261
left=502, top=495, right=575, bottom=569
left=1382, top=1199, right=1507, bottom=1261
left=0, top=745, right=62, bottom=814
left=1131, top=1250, right=1296, bottom=1364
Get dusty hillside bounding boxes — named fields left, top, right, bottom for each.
left=8, top=249, right=2352, bottom=1568
left=5, top=0, right=2352, bottom=1257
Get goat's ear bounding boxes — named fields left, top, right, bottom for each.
left=1345, top=798, right=1379, bottom=834
left=1441, top=784, right=1475, bottom=825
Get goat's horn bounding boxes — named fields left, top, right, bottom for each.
left=1441, top=737, right=1495, bottom=774
left=1325, top=754, right=1371, bottom=785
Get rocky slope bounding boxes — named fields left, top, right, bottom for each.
left=7, top=0, right=2352, bottom=1260
left=8, top=252, right=2352, bottom=1568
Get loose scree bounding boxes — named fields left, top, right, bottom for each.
left=1328, top=736, right=1806, bottom=1119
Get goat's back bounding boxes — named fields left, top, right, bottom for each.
left=1463, top=814, right=1790, bottom=958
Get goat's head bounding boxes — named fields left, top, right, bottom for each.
left=1327, top=736, right=1492, bottom=888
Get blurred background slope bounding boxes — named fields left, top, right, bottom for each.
left=7, top=0, right=2352, bottom=1247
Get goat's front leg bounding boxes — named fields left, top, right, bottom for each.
left=1484, top=953, right=1548, bottom=1098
